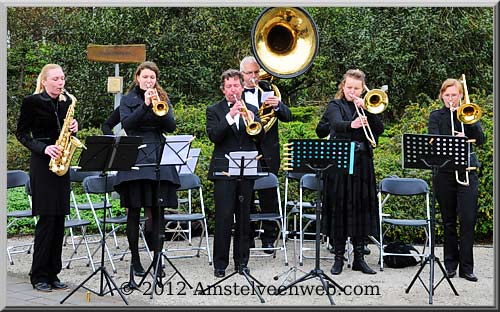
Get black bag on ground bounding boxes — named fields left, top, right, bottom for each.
left=383, top=241, right=421, bottom=268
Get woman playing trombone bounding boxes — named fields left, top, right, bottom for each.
left=428, top=78, right=485, bottom=282
left=316, top=69, right=384, bottom=275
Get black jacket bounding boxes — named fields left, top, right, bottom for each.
left=428, top=106, right=485, bottom=171
left=113, top=86, right=180, bottom=189
left=206, top=97, right=265, bottom=180
left=243, top=80, right=292, bottom=174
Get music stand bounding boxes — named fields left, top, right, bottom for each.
left=277, top=139, right=354, bottom=305
left=198, top=151, right=268, bottom=303
left=61, top=135, right=142, bottom=305
left=122, top=134, right=194, bottom=300
left=402, top=133, right=463, bottom=304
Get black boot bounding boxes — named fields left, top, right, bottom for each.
left=331, top=255, right=344, bottom=275
left=330, top=242, right=345, bottom=275
left=352, top=243, right=376, bottom=274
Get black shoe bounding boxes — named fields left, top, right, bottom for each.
left=459, top=272, right=478, bottom=282
left=352, top=259, right=377, bottom=274
left=331, top=258, right=344, bottom=275
left=132, top=263, right=146, bottom=277
left=447, top=269, right=457, bottom=278
left=50, top=281, right=69, bottom=290
left=214, top=269, right=225, bottom=278
left=33, top=282, right=52, bottom=292
left=262, top=242, right=274, bottom=255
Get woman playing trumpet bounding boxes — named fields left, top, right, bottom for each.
left=316, top=69, right=384, bottom=275
left=428, top=78, right=485, bottom=282
left=113, top=61, right=179, bottom=278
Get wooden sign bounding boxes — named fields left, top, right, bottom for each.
left=86, top=44, right=146, bottom=63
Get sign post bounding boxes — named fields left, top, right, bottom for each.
left=87, top=44, right=146, bottom=134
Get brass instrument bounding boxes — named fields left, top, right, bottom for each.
left=49, top=89, right=86, bottom=176
left=450, top=74, right=482, bottom=186
left=147, top=83, right=169, bottom=116
left=251, top=7, right=318, bottom=132
left=352, top=85, right=388, bottom=148
left=250, top=77, right=281, bottom=132
left=233, top=94, right=263, bottom=136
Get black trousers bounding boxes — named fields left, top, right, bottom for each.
left=213, top=179, right=254, bottom=270
left=30, top=215, right=66, bottom=285
left=434, top=171, right=479, bottom=275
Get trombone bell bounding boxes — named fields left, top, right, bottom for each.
left=364, top=89, right=388, bottom=114
left=457, top=103, right=482, bottom=124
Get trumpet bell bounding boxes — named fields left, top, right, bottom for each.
left=153, top=100, right=169, bottom=116
left=364, top=89, right=388, bottom=114
left=457, top=103, right=482, bottom=124
left=252, top=7, right=319, bottom=78
left=247, top=121, right=263, bottom=136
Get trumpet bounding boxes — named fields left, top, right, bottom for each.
left=233, top=94, right=263, bottom=136
left=450, top=74, right=482, bottom=186
left=352, top=85, right=388, bottom=148
left=146, top=83, right=169, bottom=116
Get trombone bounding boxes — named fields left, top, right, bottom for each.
left=233, top=94, right=263, bottom=136
left=352, top=85, right=388, bottom=148
left=450, top=74, right=482, bottom=186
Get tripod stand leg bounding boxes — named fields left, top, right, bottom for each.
left=317, top=273, right=335, bottom=305
left=163, top=255, right=192, bottom=288
left=405, top=258, right=429, bottom=293
left=60, top=267, right=100, bottom=304
left=198, top=271, right=238, bottom=294
left=435, top=258, right=459, bottom=295
left=241, top=270, right=266, bottom=303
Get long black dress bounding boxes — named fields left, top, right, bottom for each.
left=16, top=91, right=72, bottom=286
left=316, top=98, right=384, bottom=244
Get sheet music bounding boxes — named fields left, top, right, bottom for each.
left=261, top=91, right=274, bottom=102
left=177, top=148, right=201, bottom=174
left=226, top=151, right=258, bottom=176
left=161, top=134, right=194, bottom=166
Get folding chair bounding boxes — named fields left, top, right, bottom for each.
left=250, top=173, right=288, bottom=265
left=163, top=172, right=212, bottom=265
left=378, top=177, right=431, bottom=271
left=6, top=170, right=37, bottom=265
left=298, top=173, right=333, bottom=265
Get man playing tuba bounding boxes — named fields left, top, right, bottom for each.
left=240, top=56, right=292, bottom=253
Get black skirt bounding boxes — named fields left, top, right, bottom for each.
left=116, top=179, right=178, bottom=209
left=321, top=150, right=379, bottom=240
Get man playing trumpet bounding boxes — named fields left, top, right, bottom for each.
left=206, top=69, right=264, bottom=278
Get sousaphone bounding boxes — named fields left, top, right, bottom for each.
left=251, top=7, right=319, bottom=132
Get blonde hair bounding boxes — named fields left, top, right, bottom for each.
left=34, top=64, right=62, bottom=94
left=334, top=69, right=366, bottom=99
left=439, top=78, right=463, bottom=101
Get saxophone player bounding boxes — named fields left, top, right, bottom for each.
left=16, top=64, right=78, bottom=292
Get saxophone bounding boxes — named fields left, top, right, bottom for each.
left=48, top=89, right=86, bottom=176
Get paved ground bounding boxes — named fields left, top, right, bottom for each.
left=2, top=235, right=496, bottom=308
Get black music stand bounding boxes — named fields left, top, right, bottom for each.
left=61, top=135, right=142, bottom=305
left=402, top=133, right=463, bottom=304
left=121, top=134, right=194, bottom=300
left=198, top=151, right=268, bottom=303
left=277, top=139, right=354, bottom=305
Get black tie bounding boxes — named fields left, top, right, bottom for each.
left=244, top=88, right=255, bottom=94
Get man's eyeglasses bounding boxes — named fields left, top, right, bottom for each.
left=243, top=70, right=260, bottom=75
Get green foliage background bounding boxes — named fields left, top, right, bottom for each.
left=6, top=7, right=494, bottom=243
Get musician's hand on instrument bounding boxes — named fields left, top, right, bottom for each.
left=45, top=145, right=62, bottom=159
left=351, top=116, right=367, bottom=129
left=230, top=101, right=242, bottom=118
left=70, top=119, right=78, bottom=133
left=352, top=95, right=365, bottom=109
left=454, top=130, right=465, bottom=137
left=144, top=89, right=155, bottom=106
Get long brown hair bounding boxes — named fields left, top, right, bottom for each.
left=334, top=69, right=366, bottom=99
left=128, top=61, right=169, bottom=101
